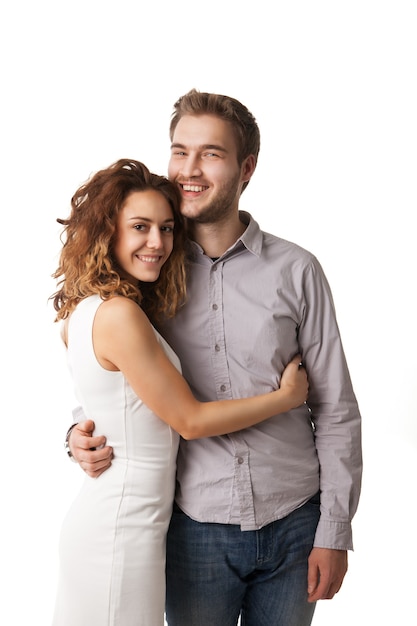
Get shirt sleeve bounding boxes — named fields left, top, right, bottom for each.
left=298, top=258, right=363, bottom=550
left=72, top=405, right=87, bottom=422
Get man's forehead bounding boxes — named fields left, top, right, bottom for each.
left=171, top=114, right=235, bottom=149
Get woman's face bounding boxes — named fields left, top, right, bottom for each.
left=113, top=189, right=175, bottom=284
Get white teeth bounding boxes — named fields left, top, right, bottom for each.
left=138, top=256, right=160, bottom=263
left=182, top=184, right=205, bottom=192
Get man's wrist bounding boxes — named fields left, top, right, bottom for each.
left=64, top=423, right=78, bottom=462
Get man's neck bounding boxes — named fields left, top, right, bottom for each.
left=189, top=214, right=246, bottom=258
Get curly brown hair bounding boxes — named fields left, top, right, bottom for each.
left=51, top=159, right=187, bottom=322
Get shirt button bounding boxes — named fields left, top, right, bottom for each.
left=212, top=303, right=218, bottom=310
left=215, top=344, right=220, bottom=352
left=237, top=457, right=244, bottom=464
left=220, top=384, right=226, bottom=392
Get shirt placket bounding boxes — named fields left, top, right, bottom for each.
left=208, top=260, right=256, bottom=529
left=208, top=261, right=230, bottom=398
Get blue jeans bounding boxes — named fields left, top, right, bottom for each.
left=165, top=493, right=320, bottom=626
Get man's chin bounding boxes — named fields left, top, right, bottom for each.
left=180, top=202, right=206, bottom=220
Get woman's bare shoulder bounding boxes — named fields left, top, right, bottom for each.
left=95, top=296, right=151, bottom=334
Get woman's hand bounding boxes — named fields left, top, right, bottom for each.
left=279, top=355, right=309, bottom=409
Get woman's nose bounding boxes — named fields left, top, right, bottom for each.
left=147, top=228, right=163, bottom=249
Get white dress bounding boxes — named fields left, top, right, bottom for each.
left=52, top=295, right=180, bottom=626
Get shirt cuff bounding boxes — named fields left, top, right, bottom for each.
left=313, top=517, right=354, bottom=551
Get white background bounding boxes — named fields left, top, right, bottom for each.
left=1, top=1, right=415, bottom=624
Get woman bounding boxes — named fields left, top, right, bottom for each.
left=51, top=158, right=308, bottom=625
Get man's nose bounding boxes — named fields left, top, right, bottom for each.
left=179, top=154, right=202, bottom=178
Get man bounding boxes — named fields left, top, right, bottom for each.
left=67, top=89, right=362, bottom=626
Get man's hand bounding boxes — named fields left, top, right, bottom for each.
left=69, top=420, right=113, bottom=478
left=307, top=547, right=348, bottom=602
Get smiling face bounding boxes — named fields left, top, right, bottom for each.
left=168, top=114, right=252, bottom=224
left=113, top=189, right=175, bottom=284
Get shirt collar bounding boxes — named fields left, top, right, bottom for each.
left=188, top=211, right=263, bottom=260
left=238, top=211, right=263, bottom=257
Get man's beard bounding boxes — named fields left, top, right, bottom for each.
left=182, top=171, right=241, bottom=225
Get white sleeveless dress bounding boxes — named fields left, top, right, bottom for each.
left=52, top=295, right=180, bottom=626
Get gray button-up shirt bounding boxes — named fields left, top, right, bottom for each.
left=160, top=212, right=362, bottom=549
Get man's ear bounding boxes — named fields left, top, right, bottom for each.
left=241, top=154, right=257, bottom=183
